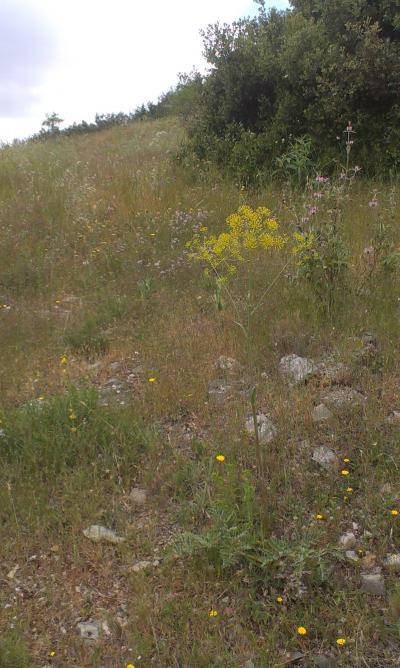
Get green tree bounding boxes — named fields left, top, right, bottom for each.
left=41, top=112, right=63, bottom=133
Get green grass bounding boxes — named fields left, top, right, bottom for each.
left=0, top=118, right=399, bottom=666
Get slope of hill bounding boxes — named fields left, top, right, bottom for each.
left=0, top=118, right=399, bottom=667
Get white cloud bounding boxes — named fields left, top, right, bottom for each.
left=0, top=0, right=289, bottom=142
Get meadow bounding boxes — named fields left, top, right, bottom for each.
left=0, top=117, right=399, bottom=667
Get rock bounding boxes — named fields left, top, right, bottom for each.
left=83, top=525, right=125, bottom=544
left=131, top=559, right=160, bottom=573
left=384, top=554, right=400, bottom=572
left=245, top=413, right=277, bottom=444
left=77, top=620, right=101, bottom=641
left=385, top=411, right=400, bottom=425
left=7, top=564, right=19, bottom=579
left=312, top=445, right=339, bottom=472
left=361, top=571, right=385, bottom=596
left=339, top=532, right=357, bottom=549
left=312, top=403, right=333, bottom=423
left=130, top=487, right=147, bottom=506
left=322, top=387, right=366, bottom=411
left=215, top=356, right=243, bottom=374
left=279, top=354, right=317, bottom=385
left=345, top=550, right=360, bottom=563
left=314, top=656, right=338, bottom=668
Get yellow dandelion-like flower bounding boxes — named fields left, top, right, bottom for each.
left=343, top=496, right=349, bottom=502
left=209, top=609, right=218, bottom=617
left=343, top=458, right=351, bottom=463
left=276, top=596, right=283, bottom=603
left=38, top=396, right=45, bottom=401
left=60, top=355, right=68, bottom=365
left=215, top=455, right=225, bottom=462
left=49, top=650, right=56, bottom=656
left=148, top=377, right=157, bottom=383
left=340, top=469, right=350, bottom=476
left=314, top=514, right=324, bottom=520
left=297, top=626, right=307, bottom=636
left=126, top=664, right=135, bottom=668
left=346, top=487, right=353, bottom=493
left=390, top=509, right=398, bottom=517
left=70, top=427, right=77, bottom=433
left=68, top=413, right=77, bottom=420
left=336, top=638, right=346, bottom=646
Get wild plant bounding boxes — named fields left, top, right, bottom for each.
left=187, top=204, right=288, bottom=360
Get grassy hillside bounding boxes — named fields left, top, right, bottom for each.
left=0, top=118, right=399, bottom=667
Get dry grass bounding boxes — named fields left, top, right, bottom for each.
left=0, top=118, right=399, bottom=667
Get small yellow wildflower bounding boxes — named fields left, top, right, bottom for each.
left=38, top=396, right=45, bottom=401
left=297, top=626, right=307, bottom=636
left=49, top=651, right=56, bottom=656
left=69, top=413, right=77, bottom=420
left=343, top=496, right=349, bottom=502
left=148, top=377, right=157, bottom=383
left=126, top=664, right=135, bottom=668
left=340, top=469, right=350, bottom=476
left=276, top=596, right=283, bottom=603
left=346, top=487, right=353, bottom=493
left=343, top=458, right=351, bottom=463
left=70, top=427, right=77, bottom=433
left=314, top=514, right=324, bottom=520
left=215, top=455, right=225, bottom=462
left=390, top=509, right=399, bottom=517
left=209, top=609, right=218, bottom=617
left=336, top=638, right=346, bottom=646
left=60, top=355, right=68, bottom=365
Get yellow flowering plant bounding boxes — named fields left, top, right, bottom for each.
left=188, top=205, right=288, bottom=351
left=188, top=205, right=287, bottom=286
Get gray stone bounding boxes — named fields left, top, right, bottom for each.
left=339, top=532, right=357, bottom=549
left=314, top=656, right=338, bottom=668
left=83, top=525, right=125, bottom=544
left=279, top=354, right=317, bottom=385
left=312, top=445, right=338, bottom=472
left=215, top=356, right=243, bottom=374
left=322, top=387, right=366, bottom=411
left=312, top=403, right=333, bottom=423
left=245, top=413, right=277, bottom=445
left=77, top=620, right=101, bottom=641
left=345, top=550, right=360, bottom=563
left=130, top=487, right=147, bottom=506
left=131, top=559, right=160, bottom=573
left=385, top=411, right=400, bottom=425
left=384, top=554, right=400, bottom=572
left=361, top=572, right=385, bottom=596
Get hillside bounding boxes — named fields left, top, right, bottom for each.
left=0, top=118, right=399, bottom=667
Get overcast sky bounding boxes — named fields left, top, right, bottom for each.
left=0, top=0, right=289, bottom=143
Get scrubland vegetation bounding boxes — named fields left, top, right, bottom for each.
left=1, top=1, right=400, bottom=667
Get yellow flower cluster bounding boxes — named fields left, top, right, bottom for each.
left=188, top=205, right=287, bottom=280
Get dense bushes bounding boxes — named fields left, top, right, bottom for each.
left=182, top=0, right=400, bottom=182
